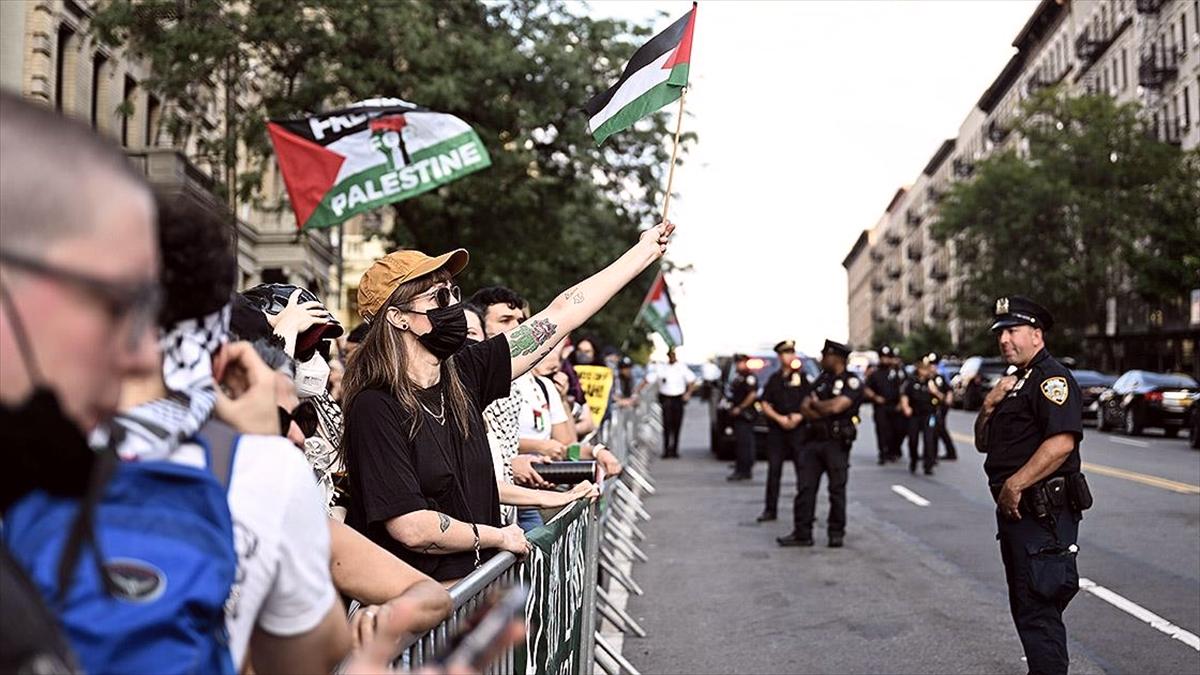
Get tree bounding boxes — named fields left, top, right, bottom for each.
left=897, top=322, right=953, bottom=363
left=869, top=320, right=904, bottom=352
left=933, top=89, right=1200, bottom=357
left=93, top=0, right=694, bottom=348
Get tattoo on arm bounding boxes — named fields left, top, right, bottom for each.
left=438, top=513, right=451, bottom=532
left=563, top=287, right=585, bottom=305
left=508, top=318, right=558, bottom=357
left=417, top=513, right=454, bottom=554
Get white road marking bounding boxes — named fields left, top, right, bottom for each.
left=891, top=485, right=931, bottom=507
left=1078, top=578, right=1200, bottom=651
left=1110, top=436, right=1151, bottom=447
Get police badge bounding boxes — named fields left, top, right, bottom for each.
left=1040, top=377, right=1068, bottom=405
left=996, top=297, right=1010, bottom=315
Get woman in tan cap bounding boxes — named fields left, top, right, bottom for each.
left=339, top=221, right=674, bottom=584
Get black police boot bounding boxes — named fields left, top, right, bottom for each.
left=756, top=511, right=777, bottom=522
left=828, top=535, right=844, bottom=548
left=726, top=472, right=750, bottom=482
left=777, top=532, right=814, bottom=547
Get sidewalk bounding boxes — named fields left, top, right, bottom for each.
left=623, top=403, right=1103, bottom=674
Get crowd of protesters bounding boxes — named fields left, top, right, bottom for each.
left=0, top=91, right=671, bottom=673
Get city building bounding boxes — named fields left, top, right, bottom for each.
left=844, top=0, right=1199, bottom=375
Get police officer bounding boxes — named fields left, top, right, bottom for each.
left=758, top=341, right=808, bottom=523
left=929, top=352, right=958, bottom=460
left=781, top=340, right=863, bottom=548
left=975, top=296, right=1091, bottom=675
left=900, top=352, right=946, bottom=476
left=725, top=354, right=759, bottom=482
left=864, top=345, right=906, bottom=465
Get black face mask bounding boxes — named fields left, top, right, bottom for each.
left=0, top=282, right=97, bottom=511
left=416, top=304, right=469, bottom=362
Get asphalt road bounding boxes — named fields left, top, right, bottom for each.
left=624, top=401, right=1200, bottom=674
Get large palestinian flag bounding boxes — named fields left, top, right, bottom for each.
left=638, top=269, right=684, bottom=348
left=267, top=98, right=491, bottom=230
left=583, top=4, right=696, bottom=145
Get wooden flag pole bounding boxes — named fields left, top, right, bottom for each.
left=660, top=87, right=688, bottom=222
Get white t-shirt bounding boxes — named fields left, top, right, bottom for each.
left=171, top=435, right=337, bottom=669
left=514, top=373, right=568, bottom=440
left=647, top=361, right=697, bottom=396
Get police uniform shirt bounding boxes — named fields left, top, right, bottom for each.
left=761, top=369, right=808, bottom=425
left=727, top=372, right=759, bottom=412
left=812, top=370, right=865, bottom=422
left=903, top=374, right=949, bottom=416
left=983, top=349, right=1083, bottom=484
left=866, top=366, right=905, bottom=405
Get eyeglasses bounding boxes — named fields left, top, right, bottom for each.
left=402, top=284, right=461, bottom=314
left=278, top=400, right=319, bottom=438
left=0, top=249, right=163, bottom=352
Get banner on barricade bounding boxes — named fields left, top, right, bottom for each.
left=518, top=501, right=590, bottom=675
left=573, top=365, right=613, bottom=428
left=267, top=97, right=491, bottom=230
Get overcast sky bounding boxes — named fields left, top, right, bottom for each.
left=582, top=0, right=1039, bottom=361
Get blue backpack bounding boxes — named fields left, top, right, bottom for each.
left=4, top=420, right=240, bottom=675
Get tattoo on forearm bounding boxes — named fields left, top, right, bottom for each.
left=508, top=318, right=558, bottom=357
left=563, top=287, right=585, bottom=305
left=438, top=513, right=451, bottom=532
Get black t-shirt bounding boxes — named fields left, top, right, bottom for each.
left=344, top=335, right=511, bottom=582
left=902, top=374, right=950, bottom=416
left=866, top=366, right=906, bottom=405
left=983, top=350, right=1082, bottom=484
left=761, top=369, right=808, bottom=427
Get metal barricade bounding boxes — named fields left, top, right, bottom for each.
left=395, top=393, right=662, bottom=674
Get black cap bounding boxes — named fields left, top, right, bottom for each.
left=619, top=356, right=634, bottom=368
left=821, top=339, right=851, bottom=359
left=878, top=344, right=895, bottom=357
left=921, top=352, right=940, bottom=365
left=990, top=296, right=1054, bottom=333
left=774, top=340, right=796, bottom=354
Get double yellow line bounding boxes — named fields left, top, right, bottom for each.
left=948, top=432, right=1200, bottom=495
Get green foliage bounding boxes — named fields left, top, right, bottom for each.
left=933, top=88, right=1200, bottom=356
left=869, top=320, right=904, bottom=352
left=897, top=322, right=954, bottom=363
left=91, top=0, right=694, bottom=349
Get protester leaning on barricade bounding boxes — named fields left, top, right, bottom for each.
left=613, top=356, right=640, bottom=409
left=532, top=339, right=622, bottom=477
left=0, top=90, right=161, bottom=673
left=340, top=222, right=673, bottom=585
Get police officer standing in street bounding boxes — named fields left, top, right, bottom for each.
left=781, top=340, right=863, bottom=548
left=864, top=345, right=906, bottom=465
left=725, top=354, right=759, bottom=482
left=899, top=352, right=947, bottom=476
left=929, top=352, right=958, bottom=461
left=758, top=341, right=808, bottom=523
left=974, top=296, right=1092, bottom=675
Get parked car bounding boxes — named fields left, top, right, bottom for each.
left=1097, top=370, right=1199, bottom=437
left=952, top=356, right=1010, bottom=411
left=1071, top=369, right=1118, bottom=422
left=708, top=351, right=821, bottom=461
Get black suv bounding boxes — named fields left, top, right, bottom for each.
left=708, top=351, right=821, bottom=460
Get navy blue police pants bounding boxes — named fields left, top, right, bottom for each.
left=733, top=418, right=755, bottom=477
left=763, top=426, right=803, bottom=518
left=796, top=439, right=849, bottom=538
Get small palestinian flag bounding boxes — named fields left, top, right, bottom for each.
left=583, top=3, right=696, bottom=145
left=267, top=98, right=491, bottom=230
left=638, top=269, right=684, bottom=347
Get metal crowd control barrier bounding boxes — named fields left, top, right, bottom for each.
left=394, top=392, right=662, bottom=674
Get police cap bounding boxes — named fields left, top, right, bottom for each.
left=773, top=340, right=796, bottom=355
left=821, top=339, right=851, bottom=359
left=921, top=352, right=940, bottom=365
left=878, top=344, right=895, bottom=357
left=618, top=356, right=634, bottom=368
left=990, top=296, right=1054, bottom=333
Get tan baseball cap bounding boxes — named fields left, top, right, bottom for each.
left=356, top=248, right=469, bottom=321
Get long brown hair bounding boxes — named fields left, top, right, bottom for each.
left=340, top=270, right=475, bottom=463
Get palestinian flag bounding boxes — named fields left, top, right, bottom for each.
left=638, top=269, right=684, bottom=347
left=266, top=98, right=491, bottom=230
left=583, top=3, right=696, bottom=145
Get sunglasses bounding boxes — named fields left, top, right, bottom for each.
left=403, top=284, right=461, bottom=314
left=278, top=401, right=320, bottom=438
left=0, top=249, right=163, bottom=352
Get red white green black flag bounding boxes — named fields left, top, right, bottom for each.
left=638, top=269, right=684, bottom=348
left=267, top=98, right=491, bottom=229
left=583, top=4, right=696, bottom=145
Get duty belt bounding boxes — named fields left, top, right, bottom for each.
left=990, top=473, right=1093, bottom=517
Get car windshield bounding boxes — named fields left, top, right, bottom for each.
left=1072, top=370, right=1116, bottom=387
left=1142, top=372, right=1198, bottom=388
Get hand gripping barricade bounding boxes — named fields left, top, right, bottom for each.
left=392, top=392, right=662, bottom=674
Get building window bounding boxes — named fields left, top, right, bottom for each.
left=145, top=95, right=160, bottom=146
left=1121, top=49, right=1128, bottom=90
left=121, top=76, right=136, bottom=146
left=90, top=53, right=108, bottom=129
left=1183, top=87, right=1191, bottom=128
left=54, top=24, right=75, bottom=112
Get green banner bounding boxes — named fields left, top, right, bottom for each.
left=517, top=501, right=591, bottom=675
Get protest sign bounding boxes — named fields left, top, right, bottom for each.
left=573, top=365, right=614, bottom=427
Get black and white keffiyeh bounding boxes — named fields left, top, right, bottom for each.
left=97, top=305, right=231, bottom=461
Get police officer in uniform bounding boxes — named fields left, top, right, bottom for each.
left=865, top=345, right=906, bottom=465
left=757, top=341, right=809, bottom=522
left=974, top=296, right=1092, bottom=675
left=725, top=354, right=759, bottom=481
left=781, top=339, right=863, bottom=547
left=900, top=352, right=947, bottom=475
left=928, top=352, right=958, bottom=460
